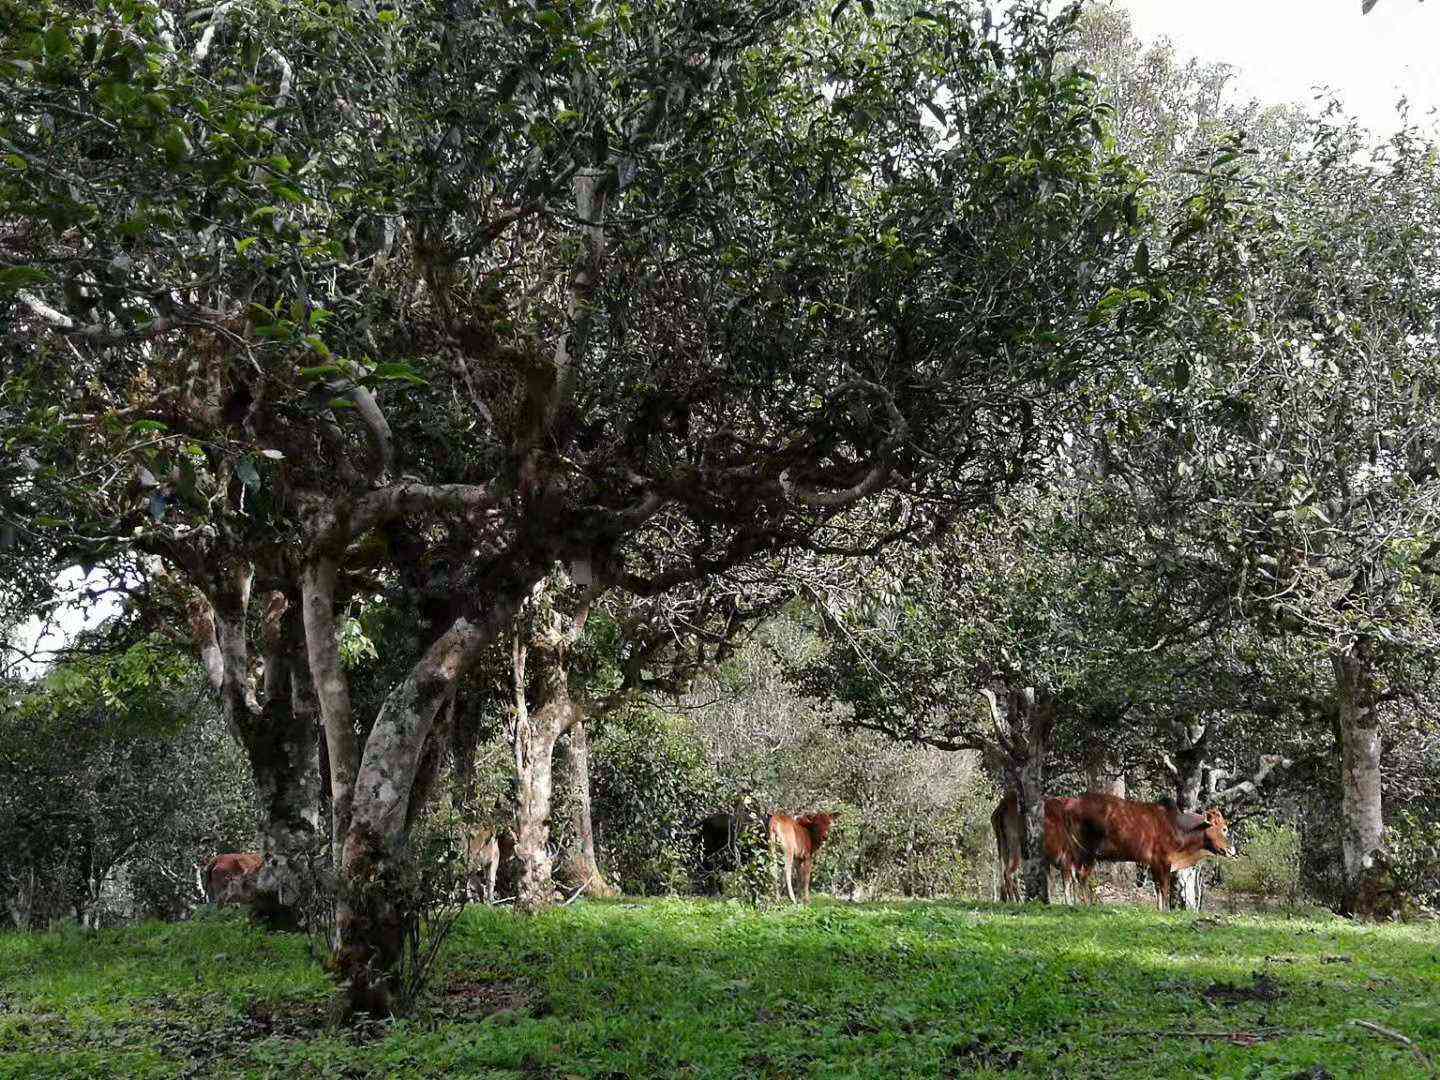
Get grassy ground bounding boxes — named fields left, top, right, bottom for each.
left=1, top=898, right=1437, bottom=1078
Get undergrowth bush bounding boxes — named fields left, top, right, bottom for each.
left=1227, top=818, right=1303, bottom=906
left=1387, top=810, right=1440, bottom=912
left=590, top=709, right=719, bottom=896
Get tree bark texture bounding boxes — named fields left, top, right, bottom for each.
left=1333, top=640, right=1389, bottom=918
left=1168, top=720, right=1208, bottom=912
left=557, top=715, right=616, bottom=898
left=189, top=570, right=321, bottom=931
left=513, top=639, right=568, bottom=913
left=985, top=686, right=1054, bottom=903
left=330, top=612, right=497, bottom=1015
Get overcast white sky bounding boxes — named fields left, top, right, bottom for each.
left=1116, top=0, right=1440, bottom=136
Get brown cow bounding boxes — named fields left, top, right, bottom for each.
left=1066, top=793, right=1236, bottom=911
left=465, top=827, right=502, bottom=904
left=991, top=793, right=1089, bottom=904
left=768, top=812, right=839, bottom=904
left=202, top=852, right=262, bottom=905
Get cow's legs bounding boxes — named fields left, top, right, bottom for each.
left=801, top=856, right=812, bottom=903
left=485, top=849, right=498, bottom=904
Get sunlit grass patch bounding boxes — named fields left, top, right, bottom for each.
left=1, top=899, right=1436, bottom=1077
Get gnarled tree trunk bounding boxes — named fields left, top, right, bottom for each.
left=1333, top=639, right=1389, bottom=919
left=189, top=571, right=322, bottom=931
left=557, top=715, right=616, bottom=898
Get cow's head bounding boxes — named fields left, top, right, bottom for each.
left=802, top=812, right=840, bottom=844
left=1199, top=808, right=1236, bottom=858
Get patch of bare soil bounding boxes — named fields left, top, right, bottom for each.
left=1202, top=971, right=1283, bottom=1006
left=440, top=976, right=540, bottom=1022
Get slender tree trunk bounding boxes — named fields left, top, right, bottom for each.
left=1168, top=720, right=1208, bottom=912
left=406, top=692, right=456, bottom=834
left=513, top=638, right=567, bottom=913
left=558, top=715, right=616, bottom=898
left=985, top=687, right=1054, bottom=904
left=1334, top=639, right=1389, bottom=919
left=301, top=556, right=359, bottom=869
left=1084, top=752, right=1127, bottom=892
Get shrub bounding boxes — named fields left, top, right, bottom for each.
left=1227, top=818, right=1303, bottom=905
left=1386, top=811, right=1440, bottom=912
left=589, top=709, right=720, bottom=896
left=0, top=651, right=256, bottom=929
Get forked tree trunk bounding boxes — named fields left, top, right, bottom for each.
left=1334, top=639, right=1388, bottom=918
left=189, top=572, right=321, bottom=931
left=508, top=574, right=596, bottom=914
left=558, top=715, right=616, bottom=898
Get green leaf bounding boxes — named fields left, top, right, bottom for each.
left=368, top=362, right=429, bottom=386
left=1133, top=240, right=1150, bottom=277
left=0, top=266, right=51, bottom=293
left=127, top=420, right=169, bottom=435
left=234, top=455, right=260, bottom=492
left=161, top=123, right=193, bottom=165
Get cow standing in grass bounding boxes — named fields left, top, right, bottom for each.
left=1070, top=794, right=1236, bottom=910
left=769, top=812, right=839, bottom=904
left=993, top=793, right=1237, bottom=910
left=991, top=793, right=1089, bottom=904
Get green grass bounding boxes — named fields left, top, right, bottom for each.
left=1, top=899, right=1437, bottom=1078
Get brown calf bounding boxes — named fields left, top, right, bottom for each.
left=465, top=827, right=502, bottom=904
left=1067, top=793, right=1236, bottom=910
left=202, top=852, right=262, bottom=906
left=768, top=812, right=839, bottom=904
left=991, top=793, right=1089, bottom=904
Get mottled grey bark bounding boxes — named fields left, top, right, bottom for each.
left=984, top=687, right=1054, bottom=904
left=301, top=556, right=358, bottom=866
left=1334, top=639, right=1388, bottom=918
left=512, top=638, right=567, bottom=913
left=249, top=592, right=323, bottom=930
left=557, top=715, right=616, bottom=897
left=332, top=613, right=495, bottom=1015
left=1167, top=720, right=1208, bottom=912
left=509, top=576, right=596, bottom=914
left=189, top=571, right=320, bottom=931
